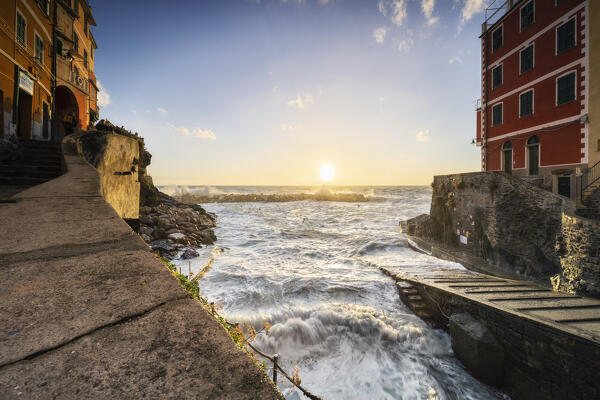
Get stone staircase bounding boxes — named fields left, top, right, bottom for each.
left=0, top=140, right=62, bottom=198
left=577, top=161, right=600, bottom=220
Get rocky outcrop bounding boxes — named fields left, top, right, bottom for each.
left=139, top=192, right=217, bottom=259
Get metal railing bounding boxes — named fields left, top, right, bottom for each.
left=581, top=160, right=600, bottom=201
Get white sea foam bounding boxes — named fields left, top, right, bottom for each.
left=172, top=186, right=508, bottom=400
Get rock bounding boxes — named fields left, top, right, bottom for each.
left=166, top=228, right=181, bottom=235
left=181, top=248, right=200, bottom=259
left=149, top=240, right=174, bottom=252
left=168, top=233, right=188, bottom=243
left=196, top=230, right=217, bottom=245
left=140, top=233, right=152, bottom=242
left=139, top=215, right=153, bottom=226
left=140, top=225, right=153, bottom=236
left=152, top=228, right=166, bottom=240
left=449, top=313, right=504, bottom=385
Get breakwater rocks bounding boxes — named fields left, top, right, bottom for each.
left=175, top=191, right=371, bottom=203
left=139, top=193, right=217, bottom=259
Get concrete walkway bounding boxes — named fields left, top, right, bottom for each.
left=383, top=267, right=600, bottom=342
left=0, top=145, right=283, bottom=399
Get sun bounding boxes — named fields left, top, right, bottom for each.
left=320, top=164, right=335, bottom=182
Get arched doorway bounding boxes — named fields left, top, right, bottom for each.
left=503, top=141, right=512, bottom=174
left=54, top=85, right=79, bottom=142
left=527, top=136, right=539, bottom=176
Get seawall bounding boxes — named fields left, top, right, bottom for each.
left=0, top=138, right=283, bottom=399
left=407, top=171, right=600, bottom=298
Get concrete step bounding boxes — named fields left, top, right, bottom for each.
left=576, top=208, right=600, bottom=220
left=0, top=176, right=49, bottom=186
left=411, top=302, right=428, bottom=310
left=0, top=166, right=60, bottom=179
left=407, top=295, right=423, bottom=301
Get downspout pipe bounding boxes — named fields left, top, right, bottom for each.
left=51, top=0, right=57, bottom=141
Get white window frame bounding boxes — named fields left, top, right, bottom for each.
left=34, top=32, right=44, bottom=66
left=492, top=64, right=503, bottom=89
left=492, top=102, right=503, bottom=127
left=520, top=0, right=535, bottom=32
left=555, top=15, right=577, bottom=55
left=492, top=24, right=503, bottom=53
left=519, top=89, right=534, bottom=118
left=15, top=9, right=27, bottom=49
left=555, top=70, right=577, bottom=106
left=519, top=44, right=535, bottom=75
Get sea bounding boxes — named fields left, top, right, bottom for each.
left=162, top=185, right=509, bottom=400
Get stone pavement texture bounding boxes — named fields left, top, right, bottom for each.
left=0, top=144, right=283, bottom=399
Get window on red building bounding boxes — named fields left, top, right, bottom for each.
left=520, top=45, right=534, bottom=74
left=557, top=18, right=575, bottom=54
left=492, top=26, right=503, bottom=52
left=503, top=141, right=513, bottom=174
left=492, top=65, right=503, bottom=89
left=520, top=90, right=533, bottom=117
left=520, top=1, right=534, bottom=31
left=557, top=72, right=576, bottom=105
left=492, top=103, right=503, bottom=126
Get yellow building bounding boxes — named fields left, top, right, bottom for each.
left=590, top=0, right=600, bottom=167
left=0, top=0, right=98, bottom=142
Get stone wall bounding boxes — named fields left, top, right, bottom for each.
left=410, top=172, right=600, bottom=297
left=65, top=131, right=140, bottom=219
left=555, top=214, right=600, bottom=297
left=414, top=283, right=600, bottom=400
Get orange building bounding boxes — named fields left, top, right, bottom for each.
left=0, top=0, right=98, bottom=143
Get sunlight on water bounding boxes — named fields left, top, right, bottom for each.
left=173, top=186, right=509, bottom=400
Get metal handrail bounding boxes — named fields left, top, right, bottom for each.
left=581, top=160, right=600, bottom=201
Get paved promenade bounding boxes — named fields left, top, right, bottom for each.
left=0, top=147, right=283, bottom=399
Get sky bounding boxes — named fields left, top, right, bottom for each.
left=92, top=0, right=492, bottom=186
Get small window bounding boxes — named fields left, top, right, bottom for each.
left=73, top=0, right=79, bottom=14
left=520, top=90, right=533, bottom=117
left=84, top=50, right=88, bottom=69
left=557, top=72, right=576, bottom=105
left=16, top=11, right=26, bottom=48
left=520, top=45, right=534, bottom=74
left=492, top=26, right=503, bottom=52
left=492, top=103, right=503, bottom=126
left=492, top=65, right=503, bottom=89
left=74, top=33, right=79, bottom=53
left=557, top=18, right=575, bottom=54
left=35, top=34, right=44, bottom=65
left=521, top=1, right=534, bottom=31
left=55, top=38, right=63, bottom=56
left=84, top=16, right=88, bottom=37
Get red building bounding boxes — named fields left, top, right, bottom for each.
left=476, top=0, right=591, bottom=199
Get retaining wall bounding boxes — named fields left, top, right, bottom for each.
left=413, top=282, right=600, bottom=400
left=409, top=172, right=600, bottom=297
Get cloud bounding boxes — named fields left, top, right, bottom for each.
left=391, top=0, right=408, bottom=26
left=449, top=56, right=463, bottom=64
left=131, top=109, right=137, bottom=115
left=378, top=0, right=407, bottom=27
left=96, top=80, right=111, bottom=108
left=398, top=37, right=414, bottom=52
left=421, top=0, right=439, bottom=25
left=416, top=129, right=431, bottom=142
left=272, top=86, right=280, bottom=94
left=373, top=27, right=388, bottom=44
left=459, top=0, right=489, bottom=29
left=157, top=107, right=168, bottom=116
left=287, top=94, right=314, bottom=109
left=281, top=124, right=302, bottom=132
left=168, top=123, right=216, bottom=140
